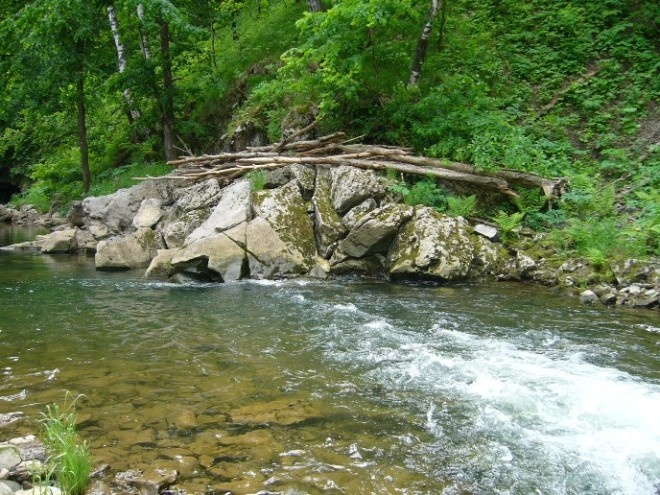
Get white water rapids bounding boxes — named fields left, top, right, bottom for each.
left=292, top=284, right=660, bottom=495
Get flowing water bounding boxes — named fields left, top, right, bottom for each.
left=1, top=225, right=659, bottom=494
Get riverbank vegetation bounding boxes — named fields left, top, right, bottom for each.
left=1, top=0, right=658, bottom=262
left=40, top=394, right=92, bottom=495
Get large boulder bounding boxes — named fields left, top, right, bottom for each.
left=330, top=166, right=386, bottom=214
left=342, top=198, right=377, bottom=230
left=251, top=180, right=317, bottom=273
left=387, top=207, right=475, bottom=281
left=145, top=249, right=177, bottom=279
left=470, top=235, right=506, bottom=277
left=171, top=179, right=224, bottom=213
left=95, top=228, right=164, bottom=270
left=184, top=180, right=252, bottom=244
left=312, top=168, right=347, bottom=258
left=66, top=201, right=85, bottom=227
left=157, top=179, right=227, bottom=248
left=132, top=199, right=163, bottom=229
left=39, top=229, right=76, bottom=254
left=245, top=217, right=312, bottom=279
left=331, top=203, right=414, bottom=264
left=170, top=224, right=247, bottom=282
left=83, top=181, right=175, bottom=239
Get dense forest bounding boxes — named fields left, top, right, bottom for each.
left=0, top=0, right=658, bottom=261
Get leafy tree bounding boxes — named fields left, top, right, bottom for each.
left=1, top=0, right=111, bottom=193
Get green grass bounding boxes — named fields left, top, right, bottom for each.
left=40, top=393, right=92, bottom=495
left=246, top=169, right=267, bottom=191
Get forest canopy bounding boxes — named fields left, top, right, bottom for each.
left=0, top=0, right=658, bottom=258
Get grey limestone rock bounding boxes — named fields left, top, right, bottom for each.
left=332, top=203, right=413, bottom=264
left=0, top=446, right=20, bottom=472
left=387, top=207, right=474, bottom=281
left=95, top=228, right=164, bottom=270
left=330, top=166, right=386, bottom=215
left=83, top=180, right=175, bottom=239
left=132, top=199, right=163, bottom=229
left=185, top=180, right=252, bottom=244
left=312, top=168, right=347, bottom=258
left=342, top=198, right=378, bottom=231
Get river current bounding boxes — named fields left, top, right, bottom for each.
left=1, top=225, right=659, bottom=494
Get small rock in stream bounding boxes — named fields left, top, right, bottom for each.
left=579, top=289, right=599, bottom=305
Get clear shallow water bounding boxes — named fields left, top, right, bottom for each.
left=1, top=226, right=659, bottom=494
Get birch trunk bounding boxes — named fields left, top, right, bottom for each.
left=107, top=5, right=140, bottom=121
left=306, top=0, right=323, bottom=13
left=137, top=3, right=151, bottom=61
left=409, top=0, right=440, bottom=86
left=159, top=18, right=177, bottom=161
left=76, top=68, right=91, bottom=193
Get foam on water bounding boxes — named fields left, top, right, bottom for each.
left=315, top=301, right=660, bottom=494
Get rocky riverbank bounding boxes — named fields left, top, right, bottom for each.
left=1, top=165, right=658, bottom=310
left=0, top=423, right=178, bottom=495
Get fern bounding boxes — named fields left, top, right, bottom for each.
left=493, top=210, right=525, bottom=243
left=447, top=194, right=477, bottom=218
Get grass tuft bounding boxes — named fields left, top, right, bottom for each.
left=40, top=392, right=92, bottom=495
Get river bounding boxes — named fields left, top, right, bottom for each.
left=1, top=224, right=659, bottom=494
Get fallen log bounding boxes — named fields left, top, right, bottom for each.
left=154, top=132, right=566, bottom=200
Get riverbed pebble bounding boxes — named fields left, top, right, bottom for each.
left=0, top=446, right=21, bottom=472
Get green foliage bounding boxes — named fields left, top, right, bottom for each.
left=247, top=169, right=267, bottom=191
left=40, top=393, right=92, bottom=495
left=0, top=0, right=657, bottom=264
left=446, top=195, right=477, bottom=218
left=389, top=178, right=447, bottom=209
left=493, top=210, right=525, bottom=243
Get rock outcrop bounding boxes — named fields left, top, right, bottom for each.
left=2, top=164, right=657, bottom=309
left=387, top=207, right=474, bottom=281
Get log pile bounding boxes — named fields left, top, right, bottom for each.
left=146, top=131, right=566, bottom=200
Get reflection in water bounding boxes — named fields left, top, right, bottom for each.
left=0, top=229, right=659, bottom=494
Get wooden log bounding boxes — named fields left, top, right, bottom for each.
left=233, top=155, right=516, bottom=195
left=393, top=154, right=565, bottom=198
left=167, top=151, right=279, bottom=167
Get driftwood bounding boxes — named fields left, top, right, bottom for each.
left=140, top=133, right=566, bottom=200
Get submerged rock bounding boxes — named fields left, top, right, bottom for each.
left=230, top=398, right=321, bottom=426
left=113, top=469, right=178, bottom=495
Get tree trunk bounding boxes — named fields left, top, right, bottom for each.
left=159, top=17, right=177, bottom=161
left=137, top=3, right=151, bottom=61
left=107, top=5, right=141, bottom=122
left=76, top=70, right=91, bottom=193
left=306, top=0, right=323, bottom=13
left=409, top=0, right=440, bottom=86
